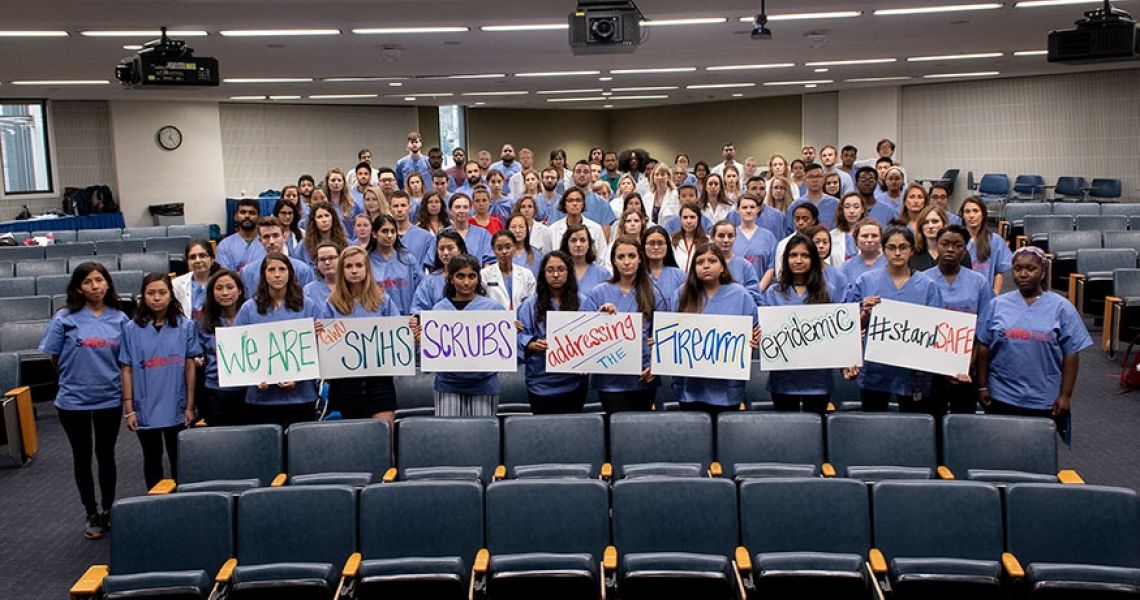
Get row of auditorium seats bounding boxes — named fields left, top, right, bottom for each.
left=0, top=236, right=189, bottom=263
left=152, top=413, right=1080, bottom=494
left=978, top=173, right=1125, bottom=205
left=0, top=252, right=169, bottom=279
left=1, top=223, right=210, bottom=244
left=72, top=478, right=1140, bottom=600
left=1000, top=201, right=1140, bottom=241
left=0, top=270, right=146, bottom=301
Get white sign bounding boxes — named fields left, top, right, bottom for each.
left=863, top=299, right=977, bottom=377
left=215, top=318, right=321, bottom=387
left=419, top=310, right=517, bottom=373
left=651, top=312, right=752, bottom=381
left=316, top=317, right=416, bottom=379
left=758, top=303, right=864, bottom=371
left=545, top=311, right=643, bottom=375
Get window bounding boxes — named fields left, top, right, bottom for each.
left=0, top=102, right=53, bottom=195
left=438, top=105, right=466, bottom=168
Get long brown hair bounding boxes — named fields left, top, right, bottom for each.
left=254, top=252, right=305, bottom=314
left=328, top=246, right=385, bottom=315
left=198, top=269, right=245, bottom=333
left=324, top=168, right=354, bottom=222
left=897, top=183, right=929, bottom=225
left=607, top=236, right=658, bottom=321
left=913, top=205, right=949, bottom=254
left=958, top=196, right=993, bottom=262
left=303, top=201, right=348, bottom=260
left=677, top=243, right=733, bottom=313
left=670, top=203, right=709, bottom=247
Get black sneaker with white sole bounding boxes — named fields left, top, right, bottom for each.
left=84, top=514, right=104, bottom=540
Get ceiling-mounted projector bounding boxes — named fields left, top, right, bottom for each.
left=115, top=27, right=219, bottom=87
left=1048, top=0, right=1139, bottom=64
left=569, top=0, right=642, bottom=55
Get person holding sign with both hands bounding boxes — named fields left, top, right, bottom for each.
left=518, top=251, right=590, bottom=414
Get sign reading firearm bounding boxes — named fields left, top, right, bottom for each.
left=315, top=317, right=416, bottom=379
left=863, top=299, right=976, bottom=377
left=215, top=318, right=321, bottom=388
left=545, top=312, right=643, bottom=375
left=419, top=310, right=517, bottom=373
left=651, top=312, right=752, bottom=380
left=758, top=304, right=863, bottom=371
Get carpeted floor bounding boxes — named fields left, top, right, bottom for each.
left=2, top=326, right=1138, bottom=600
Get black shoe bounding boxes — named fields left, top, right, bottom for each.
left=99, top=510, right=111, bottom=533
left=84, top=514, right=104, bottom=540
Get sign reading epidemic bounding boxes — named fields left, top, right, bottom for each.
left=758, top=303, right=863, bottom=371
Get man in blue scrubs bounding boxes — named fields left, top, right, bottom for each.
left=216, top=199, right=263, bottom=272
left=394, top=131, right=432, bottom=189
left=240, top=217, right=315, bottom=293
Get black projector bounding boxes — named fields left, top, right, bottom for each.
left=569, top=0, right=642, bottom=55
left=1048, top=3, right=1140, bottom=64
left=115, top=30, right=219, bottom=87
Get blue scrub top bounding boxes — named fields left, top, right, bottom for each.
left=663, top=214, right=715, bottom=236
left=823, top=266, right=850, bottom=301
left=320, top=293, right=398, bottom=318
left=215, top=234, right=265, bottom=272
left=429, top=295, right=506, bottom=395
left=649, top=266, right=687, bottom=310
left=582, top=283, right=668, bottom=393
left=865, top=199, right=898, bottom=226
left=395, top=154, right=433, bottom=189
left=513, top=249, right=544, bottom=280
left=923, top=266, right=994, bottom=316
left=734, top=226, right=777, bottom=283
left=727, top=255, right=762, bottom=306
left=434, top=226, right=494, bottom=266
left=304, top=279, right=333, bottom=308
left=840, top=254, right=887, bottom=298
left=788, top=196, right=841, bottom=229
left=760, top=282, right=842, bottom=395
left=118, top=317, right=202, bottom=429
left=197, top=316, right=235, bottom=391
left=400, top=226, right=436, bottom=270
left=756, top=206, right=791, bottom=239
left=189, top=279, right=207, bottom=320
left=490, top=197, right=515, bottom=223
left=370, top=249, right=423, bottom=316
left=976, top=291, right=1092, bottom=411
left=850, top=268, right=945, bottom=396
left=967, top=232, right=1012, bottom=288
left=40, top=306, right=129, bottom=411
left=577, top=263, right=612, bottom=291
left=233, top=297, right=321, bottom=405
left=545, top=192, right=616, bottom=227
left=668, top=283, right=759, bottom=407
left=517, top=294, right=590, bottom=396
left=240, top=256, right=315, bottom=298
left=411, top=272, right=446, bottom=316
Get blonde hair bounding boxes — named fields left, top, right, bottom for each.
left=328, top=246, right=385, bottom=315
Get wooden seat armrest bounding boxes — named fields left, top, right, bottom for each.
left=69, top=565, right=108, bottom=599
left=826, top=402, right=837, bottom=413
left=868, top=549, right=888, bottom=575
left=148, top=479, right=176, bottom=495
left=1002, top=552, right=1025, bottom=578
left=600, top=463, right=613, bottom=481
left=1058, top=469, right=1085, bottom=484
left=1015, top=235, right=1028, bottom=249
left=342, top=552, right=362, bottom=578
left=473, top=548, right=490, bottom=574
left=735, top=547, right=752, bottom=573
left=216, top=558, right=238, bottom=583
left=493, top=465, right=507, bottom=481
left=1068, top=273, right=1085, bottom=306
left=270, top=473, right=287, bottom=487
left=937, top=466, right=956, bottom=480
left=382, top=467, right=398, bottom=483
left=603, top=546, right=618, bottom=571
left=709, top=462, right=723, bottom=478
left=821, top=463, right=836, bottom=477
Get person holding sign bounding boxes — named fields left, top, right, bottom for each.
left=847, top=225, right=945, bottom=412
left=562, top=223, right=612, bottom=292
left=642, top=225, right=687, bottom=305
left=518, top=251, right=590, bottom=413
left=670, top=243, right=761, bottom=414
left=234, top=252, right=322, bottom=427
left=196, top=270, right=247, bottom=427
left=119, top=273, right=202, bottom=490
left=924, top=224, right=994, bottom=414
left=762, top=234, right=845, bottom=414
left=367, top=214, right=423, bottom=316
left=583, top=238, right=667, bottom=412
left=412, top=231, right=466, bottom=316
left=960, top=196, right=1012, bottom=295
left=303, top=241, right=342, bottom=307
left=975, top=246, right=1091, bottom=438
left=431, top=253, right=507, bottom=416
left=712, top=220, right=764, bottom=306
left=320, top=246, right=404, bottom=425
left=39, top=263, right=128, bottom=540
left=482, top=231, right=536, bottom=311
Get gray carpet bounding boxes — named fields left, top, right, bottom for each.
left=2, top=336, right=1139, bottom=600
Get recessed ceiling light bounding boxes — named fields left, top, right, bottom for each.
left=536, top=88, right=605, bottom=94
left=805, top=84, right=818, bottom=88
left=908, top=52, right=1003, bottom=62
left=737, top=11, right=862, bottom=22
left=474, top=101, right=486, bottom=105
left=601, top=91, right=613, bottom=96
left=874, top=3, right=1002, bottom=16
left=321, top=77, right=406, bottom=83
left=461, top=91, right=530, bottom=96
left=1015, top=0, right=1102, bottom=7
left=598, top=76, right=613, bottom=81
left=0, top=31, right=70, bottom=37
left=763, top=79, right=834, bottom=86
left=229, top=96, right=267, bottom=100
left=610, top=86, right=679, bottom=92
left=404, top=97, right=417, bottom=101
left=845, top=76, right=913, bottom=82
left=309, top=94, right=379, bottom=99
left=515, top=70, right=600, bottom=77
left=610, top=67, right=697, bottom=74
left=686, top=83, right=756, bottom=89
left=122, top=45, right=143, bottom=50
left=603, top=104, right=614, bottom=108
left=224, top=77, right=313, bottom=83
left=611, top=95, right=670, bottom=100
left=269, top=95, right=301, bottom=100
left=805, top=58, right=897, bottom=66
left=480, top=23, right=569, bottom=32
left=1013, top=50, right=1048, bottom=56
left=731, top=93, right=744, bottom=97
left=440, top=73, right=506, bottom=79
left=11, top=79, right=110, bottom=85
left=389, top=82, right=403, bottom=87
left=219, top=29, right=339, bottom=37
left=706, top=63, right=796, bottom=71
left=640, top=17, right=728, bottom=27
left=546, top=97, right=608, bottom=103
left=814, top=68, right=830, bottom=73
left=353, top=27, right=469, bottom=34
left=82, top=30, right=208, bottom=37
left=923, top=71, right=1000, bottom=78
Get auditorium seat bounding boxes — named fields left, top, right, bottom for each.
left=870, top=480, right=1005, bottom=599
left=1104, top=230, right=1140, bottom=254
left=977, top=173, right=1012, bottom=208
left=69, top=492, right=234, bottom=600
left=0, top=260, right=13, bottom=278
left=716, top=412, right=823, bottom=479
left=0, top=246, right=46, bottom=261
left=609, top=412, right=714, bottom=479
left=1003, top=483, right=1140, bottom=598
left=44, top=241, right=95, bottom=259
left=119, top=251, right=170, bottom=274
left=145, top=236, right=192, bottom=260
left=1047, top=230, right=1101, bottom=289
left=34, top=274, right=70, bottom=297
left=825, top=413, right=937, bottom=481
left=1019, top=215, right=1073, bottom=248
left=1052, top=176, right=1088, bottom=202
left=0, top=320, right=49, bottom=354
left=1089, top=178, right=1123, bottom=203
left=15, top=258, right=66, bottom=278
left=939, top=415, right=1083, bottom=484
left=150, top=424, right=284, bottom=494
left=1069, top=248, right=1138, bottom=317
left=0, top=277, right=36, bottom=298
left=96, top=238, right=145, bottom=256
left=1076, top=215, right=1128, bottom=233
left=1102, top=268, right=1140, bottom=359
left=125, top=226, right=168, bottom=239
left=481, top=479, right=610, bottom=599
left=999, top=203, right=1051, bottom=240
left=167, top=224, right=210, bottom=241
left=395, top=417, right=500, bottom=484
left=611, top=477, right=738, bottom=600
left=1050, top=201, right=1100, bottom=219
left=70, top=254, right=117, bottom=273
left=286, top=419, right=391, bottom=486
left=77, top=228, right=122, bottom=242
left=51, top=293, right=67, bottom=314
left=33, top=230, right=77, bottom=243
left=1099, top=202, right=1140, bottom=224
left=737, top=478, right=876, bottom=598
left=0, top=296, right=52, bottom=323
left=501, top=413, right=606, bottom=479
left=222, top=485, right=356, bottom=600
left=110, top=270, right=144, bottom=299
left=1012, top=175, right=1046, bottom=202
left=393, top=371, right=434, bottom=418
left=497, top=365, right=530, bottom=414
left=355, top=480, right=484, bottom=600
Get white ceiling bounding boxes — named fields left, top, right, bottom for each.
left=1, top=0, right=1138, bottom=108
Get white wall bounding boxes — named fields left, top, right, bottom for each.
left=108, top=100, right=227, bottom=227
left=838, top=87, right=901, bottom=163
left=801, top=92, right=838, bottom=152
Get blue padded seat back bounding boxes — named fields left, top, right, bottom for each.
left=287, top=419, right=391, bottom=483
left=609, top=412, right=713, bottom=474
left=486, top=479, right=609, bottom=557
left=1006, top=484, right=1140, bottom=568
left=717, top=413, right=823, bottom=473
left=236, top=485, right=356, bottom=566
left=612, top=477, right=737, bottom=556
left=826, top=413, right=936, bottom=475
left=110, top=492, right=233, bottom=576
left=177, top=424, right=283, bottom=486
left=739, top=478, right=870, bottom=557
left=396, top=417, right=500, bottom=483
left=872, top=481, right=1003, bottom=562
left=941, top=415, right=1056, bottom=478
left=358, top=480, right=484, bottom=563
left=502, top=414, right=605, bottom=474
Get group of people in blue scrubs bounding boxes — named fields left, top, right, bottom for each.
left=46, top=139, right=1093, bottom=542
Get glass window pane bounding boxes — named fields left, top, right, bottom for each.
left=438, top=105, right=466, bottom=168
left=0, top=102, right=53, bottom=195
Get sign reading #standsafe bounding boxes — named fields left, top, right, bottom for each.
left=863, top=299, right=976, bottom=377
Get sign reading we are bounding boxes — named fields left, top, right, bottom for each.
left=216, top=318, right=320, bottom=388
left=863, top=299, right=977, bottom=377
left=419, top=310, right=517, bottom=373
left=545, top=311, right=643, bottom=375
left=758, top=303, right=863, bottom=371
left=651, top=312, right=752, bottom=381
left=315, top=317, right=416, bottom=379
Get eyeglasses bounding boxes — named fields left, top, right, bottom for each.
left=884, top=244, right=912, bottom=254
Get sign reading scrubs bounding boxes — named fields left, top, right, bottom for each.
left=419, top=310, right=517, bottom=372
left=316, top=317, right=416, bottom=379
left=758, top=303, right=863, bottom=371
left=545, top=311, right=643, bottom=375
left=651, top=312, right=752, bottom=381
left=863, top=299, right=976, bottom=377
left=215, top=318, right=320, bottom=387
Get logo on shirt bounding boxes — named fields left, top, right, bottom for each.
left=379, top=278, right=408, bottom=290
left=142, top=355, right=183, bottom=369
left=77, top=337, right=118, bottom=350
left=1001, top=327, right=1053, bottom=343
